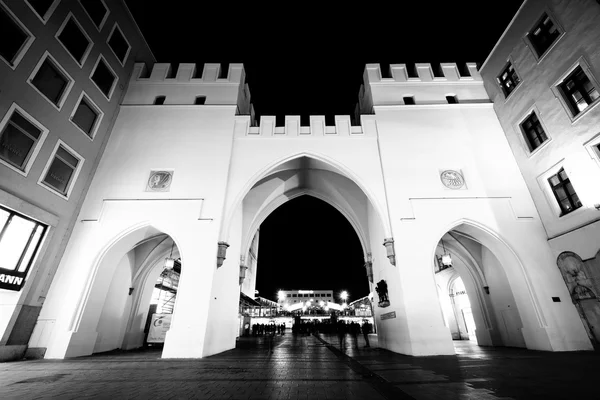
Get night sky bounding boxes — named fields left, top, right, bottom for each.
left=125, top=1, right=524, bottom=302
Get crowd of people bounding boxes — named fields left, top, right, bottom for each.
left=251, top=323, right=286, bottom=336
left=245, top=319, right=374, bottom=350
left=292, top=319, right=373, bottom=348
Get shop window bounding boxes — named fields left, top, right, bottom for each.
left=39, top=142, right=83, bottom=198
left=548, top=168, right=582, bottom=216
left=0, top=3, right=35, bottom=68
left=29, top=53, right=73, bottom=108
left=79, top=0, right=108, bottom=30
left=107, top=24, right=130, bottom=65
left=70, top=93, right=101, bottom=138
left=520, top=111, right=548, bottom=152
left=527, top=13, right=561, bottom=58
left=0, top=205, right=47, bottom=291
left=558, top=66, right=600, bottom=117
left=497, top=61, right=521, bottom=97
left=0, top=107, right=45, bottom=173
left=90, top=56, right=117, bottom=100
left=56, top=14, right=92, bottom=65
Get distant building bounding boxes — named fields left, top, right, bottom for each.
left=0, top=0, right=154, bottom=361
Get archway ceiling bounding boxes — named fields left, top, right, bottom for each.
left=242, top=157, right=371, bottom=256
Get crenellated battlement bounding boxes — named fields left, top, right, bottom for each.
left=233, top=115, right=378, bottom=138
left=360, top=62, right=489, bottom=110
left=366, top=62, right=480, bottom=83
left=131, top=62, right=244, bottom=84
left=122, top=62, right=249, bottom=109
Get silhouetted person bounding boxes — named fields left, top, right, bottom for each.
left=362, top=321, right=371, bottom=348
left=337, top=321, right=346, bottom=350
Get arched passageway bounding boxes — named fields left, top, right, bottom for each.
left=215, top=154, right=392, bottom=352
left=433, top=226, right=527, bottom=352
left=50, top=225, right=183, bottom=358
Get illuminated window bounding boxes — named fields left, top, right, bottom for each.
left=558, top=66, right=599, bottom=117
left=497, top=62, right=521, bottom=97
left=527, top=13, right=561, bottom=57
left=520, top=112, right=547, bottom=152
left=0, top=205, right=47, bottom=291
left=548, top=168, right=582, bottom=216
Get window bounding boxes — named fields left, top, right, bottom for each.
left=194, top=96, right=206, bottom=105
left=154, top=96, right=166, bottom=105
left=56, top=14, right=92, bottom=66
left=0, top=2, right=35, bottom=68
left=497, top=62, right=521, bottom=97
left=548, top=168, right=582, bottom=216
left=90, top=56, right=117, bottom=100
left=527, top=13, right=561, bottom=57
left=79, top=0, right=108, bottom=30
left=446, top=95, right=458, bottom=104
left=0, top=106, right=46, bottom=174
left=520, top=112, right=548, bottom=152
left=107, top=24, right=130, bottom=65
left=403, top=96, right=415, bottom=105
left=70, top=93, right=102, bottom=138
left=25, top=0, right=59, bottom=22
left=558, top=66, right=599, bottom=117
left=39, top=141, right=83, bottom=198
left=286, top=294, right=291, bottom=297
left=29, top=53, right=73, bottom=109
left=0, top=205, right=47, bottom=291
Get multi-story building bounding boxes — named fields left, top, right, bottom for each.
left=277, top=289, right=335, bottom=308
left=0, top=0, right=154, bottom=361
left=1, top=0, right=598, bottom=362
left=480, top=0, right=600, bottom=343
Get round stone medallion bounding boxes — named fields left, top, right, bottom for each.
left=440, top=170, right=465, bottom=189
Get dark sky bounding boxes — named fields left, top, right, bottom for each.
left=124, top=1, right=524, bottom=302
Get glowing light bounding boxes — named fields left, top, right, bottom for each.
left=441, top=254, right=452, bottom=266
left=340, top=291, right=348, bottom=301
left=278, top=290, right=286, bottom=301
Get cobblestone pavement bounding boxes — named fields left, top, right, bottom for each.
left=0, top=331, right=598, bottom=399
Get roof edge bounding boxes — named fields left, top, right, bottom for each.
left=480, top=0, right=528, bottom=72
left=120, top=0, right=157, bottom=63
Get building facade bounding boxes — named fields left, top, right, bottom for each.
left=0, top=0, right=153, bottom=361
left=480, top=0, right=600, bottom=344
left=1, top=0, right=597, bottom=361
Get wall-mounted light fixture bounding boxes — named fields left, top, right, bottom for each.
left=164, top=241, right=175, bottom=269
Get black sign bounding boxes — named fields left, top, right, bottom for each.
left=0, top=272, right=25, bottom=291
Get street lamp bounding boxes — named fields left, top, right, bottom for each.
left=340, top=291, right=348, bottom=316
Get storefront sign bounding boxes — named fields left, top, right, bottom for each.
left=0, top=273, right=25, bottom=291
left=147, top=313, right=172, bottom=343
left=380, top=311, right=396, bottom=320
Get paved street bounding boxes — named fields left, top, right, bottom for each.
left=0, top=331, right=598, bottom=399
